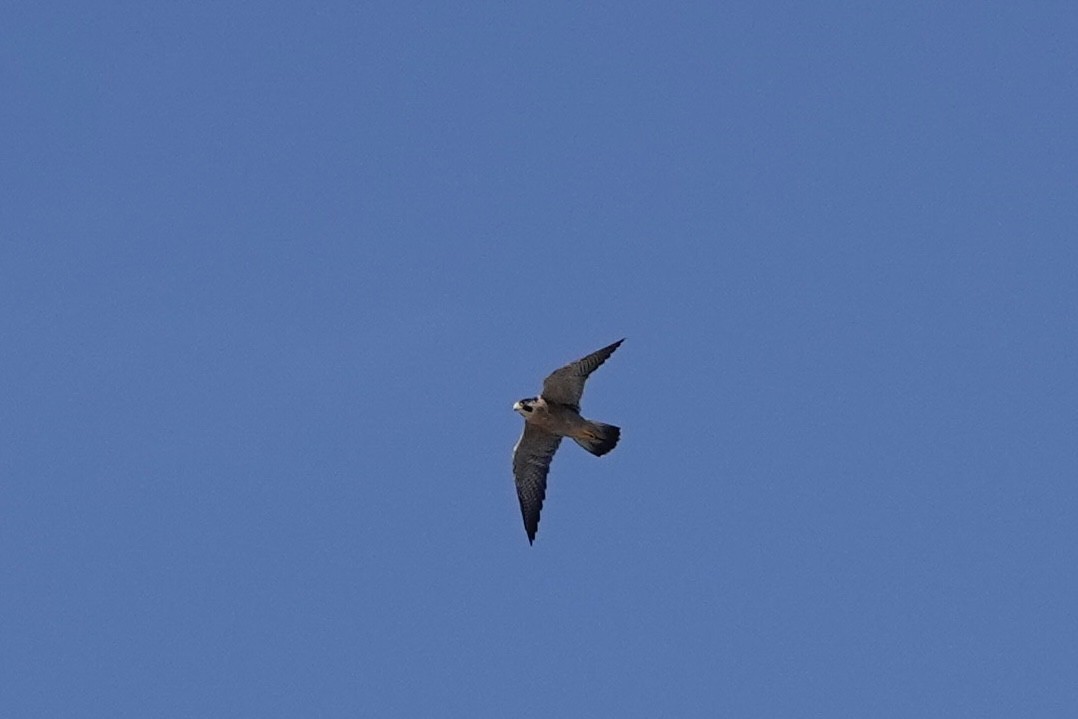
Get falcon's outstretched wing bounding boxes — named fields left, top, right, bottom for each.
left=540, top=338, right=624, bottom=411
left=512, top=423, right=563, bottom=544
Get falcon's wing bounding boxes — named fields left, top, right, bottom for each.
left=512, top=423, right=563, bottom=544
left=540, top=338, right=624, bottom=411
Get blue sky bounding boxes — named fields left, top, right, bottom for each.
left=3, top=3, right=1077, bottom=716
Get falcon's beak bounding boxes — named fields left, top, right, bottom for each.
left=512, top=401, right=523, bottom=411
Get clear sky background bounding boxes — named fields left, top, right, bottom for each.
left=3, top=4, right=1077, bottom=717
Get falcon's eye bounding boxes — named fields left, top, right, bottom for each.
left=521, top=404, right=533, bottom=412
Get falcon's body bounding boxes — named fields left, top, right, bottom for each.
left=513, top=396, right=591, bottom=437
left=511, top=339, right=624, bottom=544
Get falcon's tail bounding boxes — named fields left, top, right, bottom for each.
left=574, top=421, right=620, bottom=457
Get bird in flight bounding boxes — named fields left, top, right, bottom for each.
left=512, top=339, right=624, bottom=544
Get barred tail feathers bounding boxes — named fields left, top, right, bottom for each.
left=573, top=421, right=620, bottom=457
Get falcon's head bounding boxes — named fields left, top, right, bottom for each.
left=513, top=397, right=539, bottom=417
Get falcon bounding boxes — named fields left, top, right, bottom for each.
left=512, top=338, right=624, bottom=544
